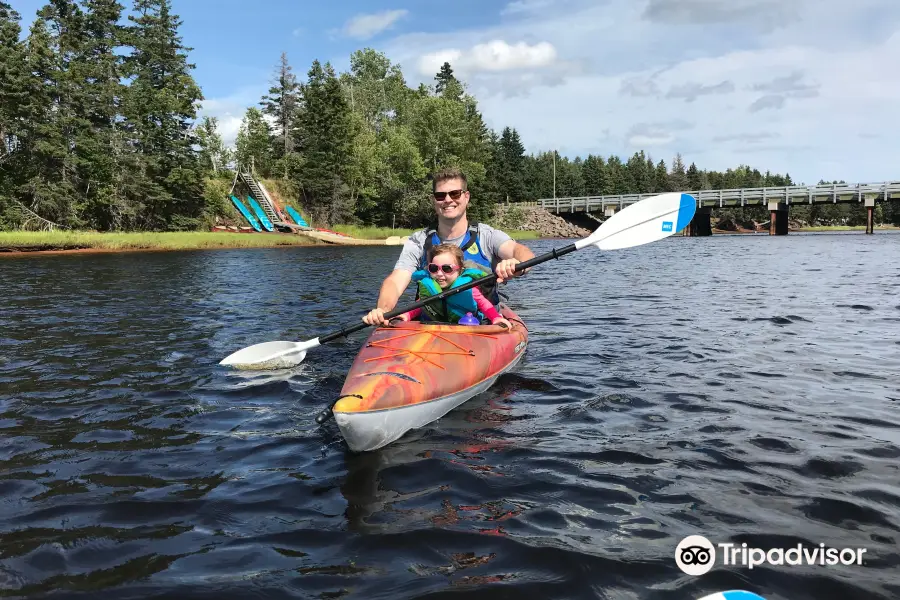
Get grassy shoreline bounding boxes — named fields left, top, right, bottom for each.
left=0, top=230, right=322, bottom=254
left=3, top=224, right=894, bottom=256
left=0, top=227, right=544, bottom=255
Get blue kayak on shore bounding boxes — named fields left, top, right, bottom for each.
left=247, top=196, right=274, bottom=232
left=229, top=195, right=261, bottom=232
left=285, top=206, right=309, bottom=227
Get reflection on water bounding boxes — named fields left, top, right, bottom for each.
left=1, top=233, right=899, bottom=599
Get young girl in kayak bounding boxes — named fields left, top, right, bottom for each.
left=392, top=244, right=513, bottom=328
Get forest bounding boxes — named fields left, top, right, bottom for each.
left=1, top=0, right=896, bottom=233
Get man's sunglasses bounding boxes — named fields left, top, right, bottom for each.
left=433, top=189, right=465, bottom=201
left=428, top=263, right=460, bottom=274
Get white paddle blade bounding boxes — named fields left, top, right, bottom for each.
left=219, top=338, right=320, bottom=370
left=581, top=192, right=697, bottom=251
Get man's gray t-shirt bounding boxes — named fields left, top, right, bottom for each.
left=393, top=223, right=512, bottom=274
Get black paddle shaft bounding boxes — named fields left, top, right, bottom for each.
left=313, top=242, right=578, bottom=425
left=318, top=242, right=577, bottom=345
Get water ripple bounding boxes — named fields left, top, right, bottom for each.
left=1, top=234, right=899, bottom=598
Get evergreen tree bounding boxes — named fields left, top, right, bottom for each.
left=295, top=59, right=357, bottom=225
left=0, top=2, right=26, bottom=164
left=235, top=107, right=272, bottom=175
left=582, top=154, right=610, bottom=196
left=196, top=116, right=229, bottom=174
left=123, top=0, right=204, bottom=230
left=77, top=0, right=127, bottom=229
left=669, top=153, right=687, bottom=190
left=434, top=61, right=463, bottom=101
left=18, top=3, right=83, bottom=225
left=654, top=159, right=669, bottom=193
left=260, top=51, right=300, bottom=161
left=497, top=127, right=528, bottom=202
left=0, top=1, right=28, bottom=225
left=686, top=162, right=702, bottom=190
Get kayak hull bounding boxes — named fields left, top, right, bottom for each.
left=333, top=305, right=527, bottom=452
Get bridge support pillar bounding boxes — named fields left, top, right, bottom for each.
left=768, top=201, right=788, bottom=235
left=865, top=197, right=875, bottom=234
left=604, top=205, right=617, bottom=218
left=682, top=206, right=711, bottom=236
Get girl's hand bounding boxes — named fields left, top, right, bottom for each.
left=388, top=314, right=409, bottom=326
left=492, top=317, right=512, bottom=329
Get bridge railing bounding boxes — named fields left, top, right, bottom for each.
left=516, top=181, right=900, bottom=212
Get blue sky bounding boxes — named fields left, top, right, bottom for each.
left=11, top=0, right=900, bottom=186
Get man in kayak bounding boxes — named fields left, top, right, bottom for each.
left=363, top=167, right=535, bottom=326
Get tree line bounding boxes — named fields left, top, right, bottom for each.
left=1, top=1, right=895, bottom=232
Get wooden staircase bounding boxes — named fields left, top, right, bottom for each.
left=239, top=170, right=282, bottom=225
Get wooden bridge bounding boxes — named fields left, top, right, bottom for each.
left=513, top=180, right=900, bottom=235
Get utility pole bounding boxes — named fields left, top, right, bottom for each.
left=553, top=149, right=556, bottom=199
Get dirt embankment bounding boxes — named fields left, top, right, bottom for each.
left=492, top=205, right=591, bottom=238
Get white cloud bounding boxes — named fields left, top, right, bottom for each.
left=417, top=40, right=557, bottom=76
left=379, top=0, right=900, bottom=184
left=342, top=9, right=408, bottom=40
left=197, top=88, right=260, bottom=147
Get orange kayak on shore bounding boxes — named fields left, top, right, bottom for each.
left=332, top=304, right=528, bottom=452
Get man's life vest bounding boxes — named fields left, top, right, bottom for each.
left=412, top=266, right=491, bottom=323
left=418, top=223, right=499, bottom=304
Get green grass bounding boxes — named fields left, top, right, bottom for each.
left=505, top=229, right=541, bottom=240
left=0, top=230, right=320, bottom=252
left=329, top=225, right=419, bottom=239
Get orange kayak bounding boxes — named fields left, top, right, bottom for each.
left=332, top=304, right=528, bottom=451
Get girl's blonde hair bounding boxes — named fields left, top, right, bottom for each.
left=427, top=243, right=464, bottom=268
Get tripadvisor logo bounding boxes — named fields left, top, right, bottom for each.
left=675, top=535, right=867, bottom=576
left=676, top=535, right=716, bottom=576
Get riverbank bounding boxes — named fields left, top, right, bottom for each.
left=0, top=227, right=543, bottom=256
left=0, top=230, right=324, bottom=255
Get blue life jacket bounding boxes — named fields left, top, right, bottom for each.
left=418, top=223, right=499, bottom=304
left=412, top=267, right=490, bottom=323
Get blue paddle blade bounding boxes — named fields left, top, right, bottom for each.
left=697, top=591, right=767, bottom=600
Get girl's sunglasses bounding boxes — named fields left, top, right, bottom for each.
left=428, top=263, right=460, bottom=274
left=433, top=189, right=464, bottom=201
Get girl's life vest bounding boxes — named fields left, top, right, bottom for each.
left=411, top=265, right=491, bottom=323
left=418, top=223, right=499, bottom=305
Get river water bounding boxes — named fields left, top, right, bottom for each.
left=1, top=232, right=899, bottom=599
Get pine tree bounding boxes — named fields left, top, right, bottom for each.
left=434, top=61, right=463, bottom=101
left=295, top=59, right=357, bottom=225
left=124, top=0, right=204, bottom=230
left=655, top=159, right=670, bottom=193
left=581, top=154, right=610, bottom=196
left=17, top=3, right=84, bottom=225
left=686, top=162, right=702, bottom=190
left=0, top=2, right=27, bottom=224
left=196, top=116, right=230, bottom=174
left=76, top=0, right=127, bottom=228
left=235, top=107, right=272, bottom=175
left=260, top=52, right=300, bottom=161
left=669, top=153, right=688, bottom=191
left=0, top=2, right=26, bottom=164
left=498, top=127, right=527, bottom=202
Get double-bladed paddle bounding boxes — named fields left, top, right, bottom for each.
left=218, top=191, right=697, bottom=371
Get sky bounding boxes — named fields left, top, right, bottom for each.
left=11, top=0, right=900, bottom=186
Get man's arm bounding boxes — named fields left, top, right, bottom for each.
left=497, top=239, right=535, bottom=262
left=375, top=269, right=413, bottom=313
left=495, top=239, right=535, bottom=282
